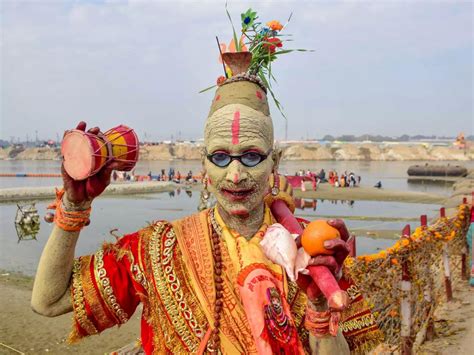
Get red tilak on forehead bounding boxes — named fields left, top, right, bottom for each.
left=231, top=110, right=240, bottom=145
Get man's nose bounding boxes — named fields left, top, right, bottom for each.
left=225, top=160, right=248, bottom=184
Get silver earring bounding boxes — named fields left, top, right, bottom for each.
left=271, top=172, right=280, bottom=196
left=203, top=177, right=210, bottom=200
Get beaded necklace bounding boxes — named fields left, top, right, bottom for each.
left=207, top=209, right=224, bottom=353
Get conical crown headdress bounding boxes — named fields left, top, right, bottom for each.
left=204, top=8, right=310, bottom=120
left=208, top=62, right=270, bottom=118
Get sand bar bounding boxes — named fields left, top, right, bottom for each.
left=293, top=184, right=446, bottom=204
left=0, top=181, right=175, bottom=203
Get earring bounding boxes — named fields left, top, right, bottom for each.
left=203, top=176, right=210, bottom=200
left=271, top=172, right=280, bottom=196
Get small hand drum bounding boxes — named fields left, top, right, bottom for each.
left=61, top=125, right=139, bottom=181
left=104, top=125, right=139, bottom=172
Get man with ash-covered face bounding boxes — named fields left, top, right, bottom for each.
left=31, top=49, right=383, bottom=353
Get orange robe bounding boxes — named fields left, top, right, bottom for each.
left=69, top=208, right=382, bottom=354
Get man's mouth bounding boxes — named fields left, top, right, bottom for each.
left=221, top=187, right=254, bottom=201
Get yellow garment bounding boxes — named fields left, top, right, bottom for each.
left=214, top=205, right=283, bottom=274
left=214, top=206, right=300, bottom=354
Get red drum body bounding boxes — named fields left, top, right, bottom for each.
left=104, top=125, right=139, bottom=171
left=61, top=130, right=109, bottom=181
left=61, top=125, right=139, bottom=181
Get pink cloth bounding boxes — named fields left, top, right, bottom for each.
left=238, top=265, right=303, bottom=355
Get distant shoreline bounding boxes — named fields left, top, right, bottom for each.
left=1, top=142, right=472, bottom=161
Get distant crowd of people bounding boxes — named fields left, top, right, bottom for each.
left=294, top=168, right=361, bottom=188
left=112, top=168, right=199, bottom=184
left=327, top=170, right=360, bottom=187
left=111, top=166, right=366, bottom=189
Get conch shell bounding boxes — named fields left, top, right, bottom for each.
left=260, top=223, right=310, bottom=281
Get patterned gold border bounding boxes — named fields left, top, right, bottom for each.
left=71, top=258, right=98, bottom=336
left=140, top=223, right=170, bottom=353
left=340, top=313, right=376, bottom=333
left=148, top=222, right=201, bottom=352
left=94, top=249, right=129, bottom=324
left=287, top=281, right=310, bottom=351
left=79, top=255, right=115, bottom=330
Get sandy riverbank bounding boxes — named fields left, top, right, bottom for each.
left=1, top=142, right=473, bottom=161
left=444, top=170, right=474, bottom=208
left=294, top=184, right=446, bottom=204
left=0, top=272, right=141, bottom=354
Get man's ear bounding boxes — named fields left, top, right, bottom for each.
left=272, top=146, right=282, bottom=173
left=200, top=146, right=207, bottom=167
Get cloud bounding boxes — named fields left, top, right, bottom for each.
left=1, top=0, right=472, bottom=141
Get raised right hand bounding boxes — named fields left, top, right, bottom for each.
left=62, top=121, right=118, bottom=205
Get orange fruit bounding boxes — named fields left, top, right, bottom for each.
left=301, top=220, right=341, bottom=256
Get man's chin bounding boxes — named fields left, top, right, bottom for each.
left=217, top=200, right=251, bottom=218
left=228, top=208, right=250, bottom=217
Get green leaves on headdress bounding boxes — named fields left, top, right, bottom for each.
left=241, top=9, right=257, bottom=31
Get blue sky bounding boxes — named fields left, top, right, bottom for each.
left=1, top=0, right=472, bottom=141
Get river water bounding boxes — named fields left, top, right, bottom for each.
left=1, top=159, right=470, bottom=194
left=0, top=160, right=470, bottom=276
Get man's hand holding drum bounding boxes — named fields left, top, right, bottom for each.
left=46, top=121, right=122, bottom=233
left=62, top=121, right=119, bottom=206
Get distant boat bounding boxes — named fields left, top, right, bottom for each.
left=407, top=164, right=467, bottom=177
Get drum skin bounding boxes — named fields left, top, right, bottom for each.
left=61, top=130, right=108, bottom=181
left=61, top=125, right=139, bottom=181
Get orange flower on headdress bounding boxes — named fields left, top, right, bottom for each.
left=267, top=20, right=283, bottom=31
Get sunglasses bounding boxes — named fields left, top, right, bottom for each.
left=206, top=150, right=272, bottom=168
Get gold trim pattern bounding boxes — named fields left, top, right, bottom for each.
left=94, top=249, right=129, bottom=324
left=287, top=281, right=307, bottom=329
left=346, top=284, right=361, bottom=300
left=79, top=255, right=114, bottom=330
left=340, top=313, right=376, bottom=333
left=287, top=281, right=310, bottom=351
left=149, top=222, right=202, bottom=352
left=124, top=246, right=148, bottom=289
left=71, top=258, right=98, bottom=335
left=342, top=299, right=371, bottom=321
left=141, top=223, right=170, bottom=353
left=172, top=245, right=207, bottom=338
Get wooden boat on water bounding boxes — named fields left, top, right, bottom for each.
left=407, top=164, right=467, bottom=177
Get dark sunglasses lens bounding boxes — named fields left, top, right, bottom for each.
left=210, top=153, right=231, bottom=167
left=241, top=152, right=263, bottom=167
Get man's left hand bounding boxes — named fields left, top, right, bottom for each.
left=306, top=219, right=351, bottom=276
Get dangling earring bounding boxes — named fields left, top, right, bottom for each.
left=271, top=172, right=280, bottom=196
left=203, top=176, right=210, bottom=200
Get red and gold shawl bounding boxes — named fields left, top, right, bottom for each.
left=69, top=209, right=380, bottom=354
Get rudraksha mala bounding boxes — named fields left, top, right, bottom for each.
left=208, top=209, right=224, bottom=352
